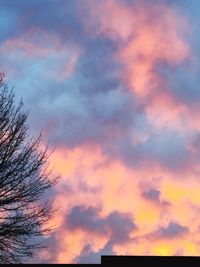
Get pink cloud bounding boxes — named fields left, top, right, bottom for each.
left=84, top=0, right=193, bottom=133
left=0, top=28, right=80, bottom=81
left=40, top=141, right=200, bottom=262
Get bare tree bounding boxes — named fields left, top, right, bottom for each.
left=0, top=73, right=59, bottom=263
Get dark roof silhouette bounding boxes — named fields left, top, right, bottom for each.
left=101, top=255, right=200, bottom=266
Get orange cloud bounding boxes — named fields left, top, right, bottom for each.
left=43, top=141, right=200, bottom=262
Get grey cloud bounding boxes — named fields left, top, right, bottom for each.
left=66, top=205, right=136, bottom=244
left=114, top=130, right=190, bottom=172
left=143, top=188, right=160, bottom=203
left=67, top=205, right=107, bottom=235
left=159, top=222, right=189, bottom=238
left=75, top=242, right=114, bottom=264
left=142, top=188, right=170, bottom=207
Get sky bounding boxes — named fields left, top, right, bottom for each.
left=1, top=0, right=200, bottom=263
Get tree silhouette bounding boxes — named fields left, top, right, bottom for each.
left=0, top=74, right=59, bottom=263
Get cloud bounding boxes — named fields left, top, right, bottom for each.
left=106, top=211, right=136, bottom=244
left=1, top=0, right=200, bottom=264
left=75, top=242, right=114, bottom=264
left=67, top=205, right=107, bottom=235
left=158, top=222, right=189, bottom=238
left=143, top=188, right=161, bottom=202
left=66, top=205, right=136, bottom=244
left=0, top=0, right=84, bottom=45
left=65, top=206, right=136, bottom=263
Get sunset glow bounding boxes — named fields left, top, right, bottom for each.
left=1, top=0, right=200, bottom=263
